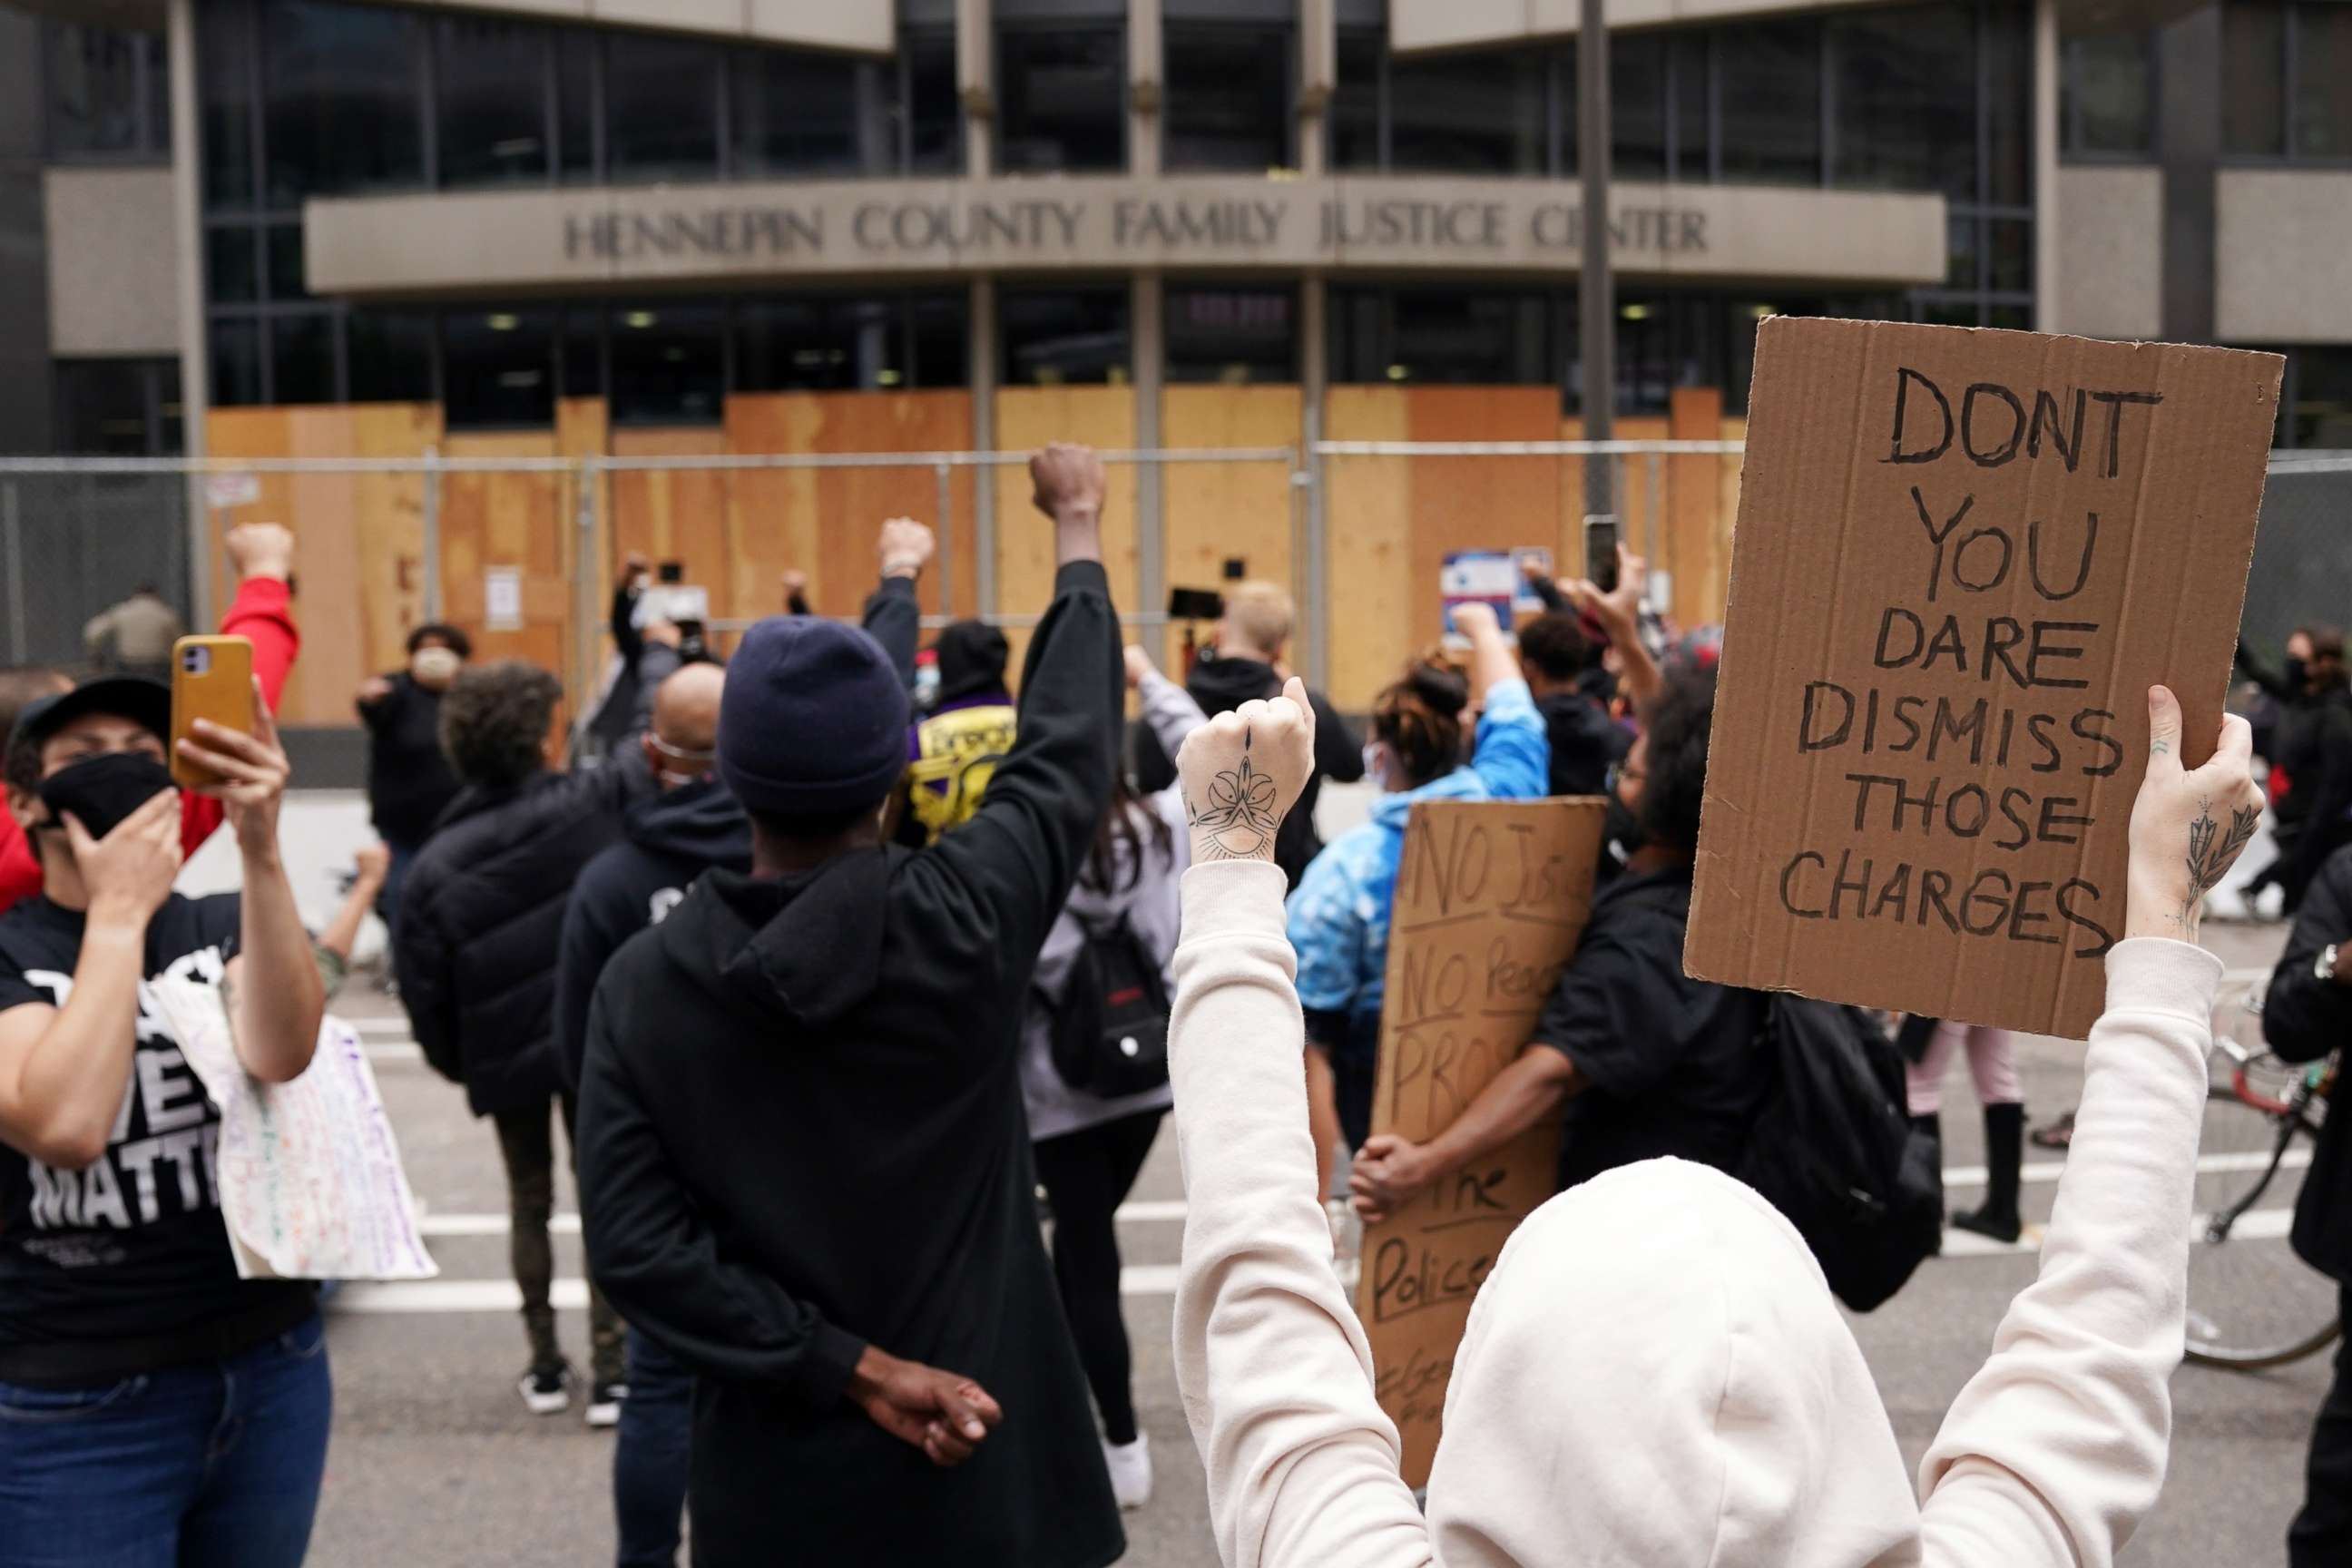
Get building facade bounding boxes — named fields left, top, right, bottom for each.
left=3, top=0, right=2347, bottom=725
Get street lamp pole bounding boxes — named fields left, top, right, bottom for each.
left=1579, top=0, right=1614, bottom=520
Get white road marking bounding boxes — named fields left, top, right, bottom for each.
left=366, top=1044, right=423, bottom=1063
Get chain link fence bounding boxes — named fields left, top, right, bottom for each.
left=0, top=471, right=191, bottom=675
left=2245, top=456, right=2352, bottom=661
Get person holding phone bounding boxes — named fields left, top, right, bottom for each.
left=0, top=670, right=328, bottom=1565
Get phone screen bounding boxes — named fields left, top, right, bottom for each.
left=1584, top=517, right=1620, bottom=593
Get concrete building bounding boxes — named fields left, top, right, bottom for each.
left=2, top=0, right=2345, bottom=727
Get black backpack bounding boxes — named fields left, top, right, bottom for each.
left=1044, top=915, right=1171, bottom=1098
left=1734, top=995, right=1942, bottom=1312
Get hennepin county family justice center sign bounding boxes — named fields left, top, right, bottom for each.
left=305, top=175, right=1947, bottom=293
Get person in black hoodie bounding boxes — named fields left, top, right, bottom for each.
left=575, top=443, right=1125, bottom=1568
left=2259, top=839, right=2352, bottom=1566
left=554, top=662, right=745, bottom=1566
left=1514, top=612, right=1626, bottom=797
left=1132, top=579, right=1359, bottom=887
left=355, top=622, right=470, bottom=934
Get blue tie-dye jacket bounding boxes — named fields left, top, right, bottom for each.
left=1285, top=678, right=1551, bottom=1053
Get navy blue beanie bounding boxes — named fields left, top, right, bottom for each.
left=718, top=615, right=910, bottom=818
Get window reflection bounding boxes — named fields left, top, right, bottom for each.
left=998, top=25, right=1126, bottom=172
left=436, top=15, right=553, bottom=187
left=1165, top=23, right=1294, bottom=172
left=261, top=0, right=426, bottom=203
left=604, top=35, right=722, bottom=184
left=1002, top=288, right=1131, bottom=387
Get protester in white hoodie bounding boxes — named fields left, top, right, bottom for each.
left=1165, top=681, right=2260, bottom=1568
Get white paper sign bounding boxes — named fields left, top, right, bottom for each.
left=485, top=566, right=524, bottom=632
left=204, top=472, right=260, bottom=509
left=151, top=979, right=437, bottom=1283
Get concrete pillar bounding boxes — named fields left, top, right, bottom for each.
left=1297, top=0, right=1334, bottom=176
left=958, top=0, right=993, bottom=179
left=169, top=0, right=213, bottom=625
left=1130, top=0, right=1161, bottom=177
left=2156, top=5, right=2219, bottom=343
left=2033, top=0, right=2061, bottom=331
left=1132, top=272, right=1164, bottom=646
left=971, top=277, right=998, bottom=618
left=1298, top=275, right=1328, bottom=690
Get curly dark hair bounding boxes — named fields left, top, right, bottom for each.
left=408, top=622, right=474, bottom=660
left=1515, top=612, right=1592, bottom=683
left=1638, top=665, right=1717, bottom=854
left=1372, top=649, right=1471, bottom=789
left=438, top=661, right=561, bottom=789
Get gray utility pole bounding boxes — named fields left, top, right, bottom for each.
left=1578, top=0, right=1614, bottom=519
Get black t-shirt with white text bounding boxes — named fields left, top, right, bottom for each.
left=0, top=894, right=312, bottom=1385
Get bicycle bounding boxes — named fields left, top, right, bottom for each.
left=2183, top=974, right=2340, bottom=1370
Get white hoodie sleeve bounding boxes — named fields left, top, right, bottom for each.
left=1171, top=861, right=1436, bottom=1568
left=1916, top=936, right=2222, bottom=1568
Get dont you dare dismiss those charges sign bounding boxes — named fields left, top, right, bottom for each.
left=1688, top=318, right=2281, bottom=1040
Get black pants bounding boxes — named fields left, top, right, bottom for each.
left=2289, top=1285, right=2352, bottom=1566
left=1033, top=1109, right=1164, bottom=1446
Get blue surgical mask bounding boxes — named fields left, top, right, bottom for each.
left=1362, top=741, right=1389, bottom=789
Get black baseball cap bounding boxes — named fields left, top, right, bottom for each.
left=5, top=676, right=173, bottom=784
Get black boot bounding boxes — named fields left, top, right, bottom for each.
left=1910, top=1112, right=1944, bottom=1255
left=1953, top=1102, right=2024, bottom=1243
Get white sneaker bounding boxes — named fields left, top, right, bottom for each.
left=1102, top=1434, right=1153, bottom=1510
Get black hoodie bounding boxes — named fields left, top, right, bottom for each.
left=552, top=776, right=751, bottom=1095
left=574, top=561, right=1124, bottom=1568
left=1132, top=649, right=1362, bottom=886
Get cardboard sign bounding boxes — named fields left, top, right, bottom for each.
left=1687, top=318, right=2281, bottom=1039
left=1357, top=797, right=1605, bottom=1486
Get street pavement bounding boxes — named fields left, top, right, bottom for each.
left=213, top=789, right=2336, bottom=1567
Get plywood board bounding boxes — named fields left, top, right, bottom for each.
left=1405, top=387, right=1566, bottom=657
left=1161, top=384, right=1302, bottom=671
left=1322, top=387, right=1411, bottom=711
left=993, top=387, right=1140, bottom=674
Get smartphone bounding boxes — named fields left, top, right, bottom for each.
left=1583, top=514, right=1620, bottom=594
left=658, top=560, right=685, bottom=585
left=1168, top=588, right=1225, bottom=622
left=170, top=635, right=255, bottom=790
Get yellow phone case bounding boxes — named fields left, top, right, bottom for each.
left=170, top=635, right=255, bottom=789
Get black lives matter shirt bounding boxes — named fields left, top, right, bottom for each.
left=0, top=895, right=313, bottom=1386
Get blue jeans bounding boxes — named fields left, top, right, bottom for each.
left=0, top=1314, right=333, bottom=1568
left=614, top=1328, right=693, bottom=1568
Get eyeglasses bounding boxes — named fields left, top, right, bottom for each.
left=1605, top=760, right=1646, bottom=792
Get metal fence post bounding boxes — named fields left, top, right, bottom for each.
left=422, top=446, right=444, bottom=622
left=933, top=459, right=954, bottom=621
left=1644, top=450, right=1664, bottom=571
left=574, top=461, right=600, bottom=722
left=0, top=481, right=24, bottom=665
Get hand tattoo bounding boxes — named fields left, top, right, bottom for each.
left=1188, top=730, right=1281, bottom=862
left=2182, top=797, right=2260, bottom=924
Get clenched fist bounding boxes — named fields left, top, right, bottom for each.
left=1177, top=678, right=1316, bottom=865
left=2127, top=684, right=2263, bottom=943
left=877, top=518, right=935, bottom=580
left=1029, top=443, right=1106, bottom=523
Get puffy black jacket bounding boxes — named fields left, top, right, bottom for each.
left=2261, top=841, right=2352, bottom=1285
left=1131, top=650, right=1362, bottom=887
left=553, top=776, right=750, bottom=1095
left=1535, top=688, right=1630, bottom=797
left=396, top=750, right=655, bottom=1116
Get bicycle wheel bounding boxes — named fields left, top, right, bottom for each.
left=2184, top=1062, right=2339, bottom=1369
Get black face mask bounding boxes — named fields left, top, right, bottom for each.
left=1603, top=797, right=1648, bottom=859
left=36, top=751, right=176, bottom=841
left=2287, top=656, right=2310, bottom=691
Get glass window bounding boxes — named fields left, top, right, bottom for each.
left=261, top=0, right=426, bottom=203
left=211, top=318, right=264, bottom=407
left=909, top=294, right=968, bottom=387
left=1987, top=217, right=2033, bottom=293
left=1329, top=27, right=1381, bottom=170
left=270, top=310, right=338, bottom=405
left=2291, top=348, right=2352, bottom=447
left=1166, top=286, right=1297, bottom=384
left=1613, top=296, right=1716, bottom=415
left=206, top=226, right=261, bottom=305
left=200, top=2, right=256, bottom=209
left=604, top=34, right=722, bottom=183
left=1165, top=23, right=1293, bottom=172
left=737, top=298, right=896, bottom=391
left=1387, top=289, right=1551, bottom=385
left=436, top=15, right=552, bottom=188
left=1611, top=34, right=1668, bottom=181
left=609, top=303, right=724, bottom=424
left=2293, top=4, right=2352, bottom=159
left=1833, top=6, right=1975, bottom=196
left=2223, top=1, right=2287, bottom=156
left=560, top=309, right=603, bottom=398
left=2063, top=33, right=2154, bottom=155
left=1672, top=34, right=1710, bottom=181
left=733, top=47, right=868, bottom=177
left=347, top=309, right=435, bottom=403
left=54, top=360, right=159, bottom=456
left=1001, top=287, right=1130, bottom=386
left=557, top=31, right=598, bottom=181
left=445, top=309, right=554, bottom=426
left=266, top=222, right=307, bottom=299
left=901, top=27, right=962, bottom=173
left=47, top=24, right=160, bottom=159
left=998, top=25, right=1125, bottom=172
left=1717, top=18, right=1821, bottom=185
left=1390, top=49, right=1544, bottom=174
left=1985, top=3, right=2031, bottom=206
